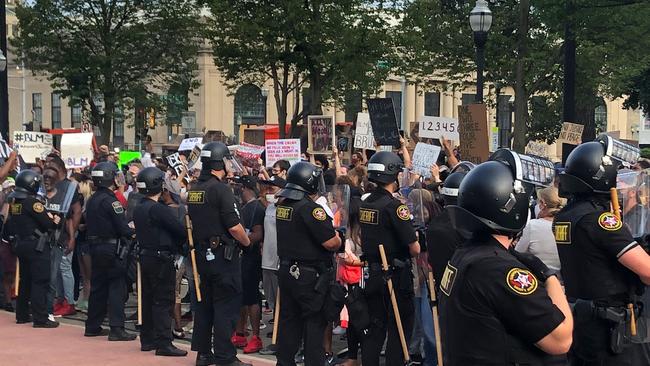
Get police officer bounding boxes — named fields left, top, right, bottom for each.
left=187, top=142, right=252, bottom=366
left=84, top=162, right=136, bottom=341
left=440, top=159, right=573, bottom=365
left=4, top=170, right=60, bottom=328
left=275, top=161, right=342, bottom=366
left=359, top=151, right=419, bottom=366
left=133, top=167, right=188, bottom=357
left=555, top=138, right=650, bottom=365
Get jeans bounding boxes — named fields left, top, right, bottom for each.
left=47, top=245, right=63, bottom=313
left=418, top=285, right=438, bottom=366
left=57, top=251, right=75, bottom=305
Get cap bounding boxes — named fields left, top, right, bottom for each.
left=236, top=175, right=258, bottom=191
left=259, top=176, right=287, bottom=188
left=2, top=177, right=15, bottom=190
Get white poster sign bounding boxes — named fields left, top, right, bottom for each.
left=265, top=139, right=301, bottom=167
left=353, top=113, right=376, bottom=150
left=61, top=133, right=94, bottom=168
left=12, top=131, right=53, bottom=163
left=418, top=116, right=459, bottom=141
left=166, top=152, right=185, bottom=177
left=179, top=137, right=202, bottom=151
left=412, top=142, right=441, bottom=178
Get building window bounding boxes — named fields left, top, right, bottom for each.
left=386, top=91, right=402, bottom=126
left=344, top=90, right=363, bottom=122
left=32, top=93, right=42, bottom=131
left=51, top=93, right=61, bottom=129
left=461, top=93, right=475, bottom=106
left=71, top=103, right=82, bottom=128
left=595, top=104, right=607, bottom=133
left=424, top=92, right=441, bottom=117
left=234, top=84, right=265, bottom=126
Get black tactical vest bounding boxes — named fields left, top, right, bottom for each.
left=276, top=197, right=332, bottom=263
left=360, top=193, right=409, bottom=263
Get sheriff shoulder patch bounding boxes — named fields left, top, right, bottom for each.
left=10, top=203, right=22, bottom=215
left=506, top=268, right=538, bottom=296
left=598, top=212, right=622, bottom=231
left=187, top=191, right=205, bottom=204
left=439, top=263, right=458, bottom=297
left=396, top=204, right=411, bottom=221
left=554, top=222, right=571, bottom=244
left=276, top=206, right=293, bottom=221
left=32, top=202, right=44, bottom=213
left=359, top=208, right=379, bottom=225
left=312, top=207, right=327, bottom=221
left=112, top=201, right=124, bottom=214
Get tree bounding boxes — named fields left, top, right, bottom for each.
left=12, top=0, right=203, bottom=145
left=202, top=0, right=394, bottom=138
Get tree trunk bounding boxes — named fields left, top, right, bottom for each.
left=308, top=73, right=324, bottom=116
left=100, top=98, right=115, bottom=147
left=512, top=0, right=530, bottom=153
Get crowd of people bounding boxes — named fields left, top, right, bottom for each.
left=1, top=131, right=650, bottom=366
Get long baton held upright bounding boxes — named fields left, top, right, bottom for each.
left=137, top=261, right=142, bottom=325
left=14, top=259, right=19, bottom=297
left=427, top=271, right=444, bottom=366
left=271, top=287, right=281, bottom=345
left=379, top=244, right=411, bottom=365
left=185, top=215, right=202, bottom=302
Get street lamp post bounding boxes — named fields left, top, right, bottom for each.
left=469, top=0, right=492, bottom=104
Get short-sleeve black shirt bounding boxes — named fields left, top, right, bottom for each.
left=187, top=174, right=242, bottom=243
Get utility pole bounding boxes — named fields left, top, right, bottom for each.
left=0, top=0, right=9, bottom=140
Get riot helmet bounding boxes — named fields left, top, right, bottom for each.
left=14, top=170, right=42, bottom=196
left=441, top=172, right=467, bottom=206
left=136, top=167, right=164, bottom=195
left=91, top=162, right=119, bottom=189
left=200, top=142, right=230, bottom=172
left=367, top=151, right=403, bottom=185
left=278, top=162, right=324, bottom=200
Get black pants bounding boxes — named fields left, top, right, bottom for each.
left=140, top=255, right=175, bottom=348
left=15, top=240, right=50, bottom=324
left=276, top=264, right=328, bottom=366
left=85, top=249, right=127, bottom=331
left=361, top=266, right=414, bottom=366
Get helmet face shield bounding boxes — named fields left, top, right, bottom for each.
left=115, top=171, right=126, bottom=187
left=224, top=156, right=244, bottom=175
left=598, top=134, right=640, bottom=168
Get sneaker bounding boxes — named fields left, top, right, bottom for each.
left=231, top=334, right=247, bottom=348
left=246, top=322, right=267, bottom=331
left=48, top=314, right=55, bottom=322
left=294, top=349, right=304, bottom=364
left=243, top=336, right=263, bottom=354
left=332, top=325, right=346, bottom=335
left=173, top=328, right=186, bottom=339
left=3, top=302, right=14, bottom=312
left=33, top=320, right=60, bottom=328
left=259, top=344, right=277, bottom=355
left=52, top=300, right=64, bottom=314
left=54, top=303, right=76, bottom=317
left=75, top=300, right=88, bottom=312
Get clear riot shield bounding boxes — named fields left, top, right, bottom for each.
left=617, top=170, right=650, bottom=238
left=323, top=184, right=350, bottom=230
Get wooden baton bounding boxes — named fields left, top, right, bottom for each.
left=379, top=244, right=411, bottom=365
left=185, top=215, right=202, bottom=302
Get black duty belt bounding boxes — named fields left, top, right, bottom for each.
left=280, top=259, right=332, bottom=271
left=366, top=258, right=411, bottom=272
left=87, top=237, right=119, bottom=245
left=16, top=235, right=38, bottom=241
left=140, top=248, right=173, bottom=258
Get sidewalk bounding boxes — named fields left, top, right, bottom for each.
left=0, top=312, right=275, bottom=366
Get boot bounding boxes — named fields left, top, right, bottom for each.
left=155, top=344, right=188, bottom=357
left=217, top=359, right=253, bottom=366
left=33, top=320, right=60, bottom=328
left=196, top=352, right=217, bottom=366
left=108, top=327, right=137, bottom=341
left=16, top=315, right=32, bottom=324
left=84, top=327, right=109, bottom=337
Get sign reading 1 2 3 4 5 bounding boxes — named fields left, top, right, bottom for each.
left=419, top=116, right=459, bottom=141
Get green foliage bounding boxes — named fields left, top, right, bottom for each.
left=12, top=0, right=203, bottom=144
left=641, top=147, right=650, bottom=159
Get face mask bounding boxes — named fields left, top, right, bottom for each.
left=534, top=203, right=542, bottom=218
left=265, top=194, right=278, bottom=204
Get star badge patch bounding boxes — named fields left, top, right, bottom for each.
left=32, top=202, right=44, bottom=213
left=312, top=207, right=327, bottom=221
left=396, top=204, right=411, bottom=221
left=506, top=268, right=538, bottom=296
left=598, top=212, right=622, bottom=231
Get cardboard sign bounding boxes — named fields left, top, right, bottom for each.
left=458, top=104, right=489, bottom=164
left=12, top=131, right=53, bottom=163
left=525, top=141, right=549, bottom=158
left=412, top=143, right=442, bottom=178
left=337, top=136, right=350, bottom=152
left=307, top=115, right=334, bottom=154
left=118, top=151, right=142, bottom=170
left=179, top=137, right=203, bottom=151
left=265, top=139, right=301, bottom=167
left=559, top=122, right=584, bottom=145
left=491, top=127, right=499, bottom=152
left=367, top=98, right=400, bottom=147
left=419, top=116, right=459, bottom=141
left=353, top=113, right=376, bottom=150
left=60, top=133, right=94, bottom=168
left=187, top=144, right=203, bottom=170
left=166, top=152, right=185, bottom=177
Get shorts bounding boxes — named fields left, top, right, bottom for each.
left=175, top=258, right=186, bottom=304
left=0, top=241, right=16, bottom=273
left=241, top=253, right=262, bottom=306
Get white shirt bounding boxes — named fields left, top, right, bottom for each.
left=261, top=203, right=279, bottom=271
left=515, top=218, right=562, bottom=271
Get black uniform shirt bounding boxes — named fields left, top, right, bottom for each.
left=276, top=196, right=336, bottom=262
left=133, top=197, right=187, bottom=252
left=439, top=236, right=565, bottom=365
left=85, top=187, right=134, bottom=239
left=360, top=187, right=417, bottom=263
left=6, top=195, right=55, bottom=238
left=186, top=174, right=241, bottom=243
left=427, top=210, right=464, bottom=289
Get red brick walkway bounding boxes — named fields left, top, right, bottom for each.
left=0, top=312, right=274, bottom=366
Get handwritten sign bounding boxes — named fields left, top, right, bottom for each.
left=0, top=134, right=13, bottom=159
left=178, top=137, right=202, bottom=151
left=166, top=152, right=185, bottom=176
left=419, top=116, right=459, bottom=141
left=525, top=141, right=549, bottom=158
left=265, top=139, right=301, bottom=167
left=353, top=113, right=376, bottom=150
left=13, top=131, right=53, bottom=163
left=558, top=122, right=584, bottom=145
left=187, top=144, right=203, bottom=170
left=367, top=98, right=400, bottom=147
left=491, top=126, right=499, bottom=152
left=307, top=116, right=334, bottom=154
left=61, top=133, right=94, bottom=168
left=412, top=143, right=441, bottom=178
left=458, top=104, right=489, bottom=164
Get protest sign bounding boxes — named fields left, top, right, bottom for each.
left=265, top=139, right=301, bottom=167
left=13, top=131, right=53, bottom=163
left=337, top=136, right=350, bottom=152
left=367, top=98, right=400, bottom=147
left=141, top=153, right=156, bottom=168
left=234, top=142, right=265, bottom=169
left=307, top=116, right=334, bottom=154
left=179, top=137, right=202, bottom=151
left=458, top=104, right=489, bottom=164
left=166, top=152, right=185, bottom=177
left=60, top=133, right=94, bottom=168
left=418, top=116, right=459, bottom=141
left=118, top=151, right=142, bottom=169
left=187, top=144, right=203, bottom=170
left=412, top=143, right=442, bottom=178
left=525, top=141, right=549, bottom=158
left=0, top=134, right=13, bottom=159
left=491, top=127, right=499, bottom=152
left=353, top=113, right=376, bottom=150
left=558, top=122, right=584, bottom=145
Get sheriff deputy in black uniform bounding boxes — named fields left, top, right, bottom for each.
left=84, top=162, right=136, bottom=341
left=555, top=139, right=650, bottom=365
left=4, top=170, right=60, bottom=328
left=186, top=142, right=252, bottom=366
left=133, top=167, right=188, bottom=357
left=359, top=151, right=420, bottom=366
left=440, top=159, right=573, bottom=366
left=274, top=161, right=342, bottom=366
